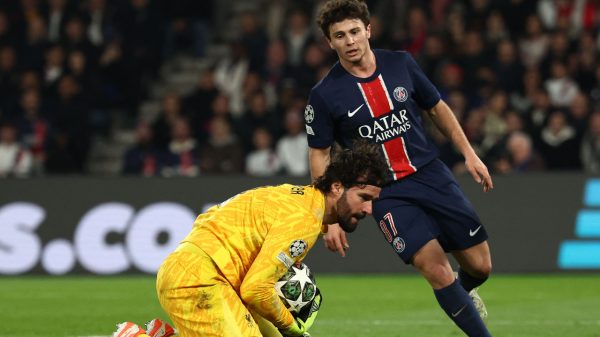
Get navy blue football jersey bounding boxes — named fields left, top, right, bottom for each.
left=305, top=49, right=441, bottom=180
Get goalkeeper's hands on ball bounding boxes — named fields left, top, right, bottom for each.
left=279, top=288, right=322, bottom=337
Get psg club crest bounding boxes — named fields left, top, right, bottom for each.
left=304, top=105, right=315, bottom=123
left=392, top=237, right=405, bottom=253
left=393, top=87, right=408, bottom=102
left=289, top=240, right=308, bottom=257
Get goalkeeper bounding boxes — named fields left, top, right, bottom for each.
left=113, top=140, right=388, bottom=337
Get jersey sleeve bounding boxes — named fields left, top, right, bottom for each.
left=404, top=52, right=441, bottom=110
left=239, top=203, right=320, bottom=329
left=305, top=89, right=334, bottom=149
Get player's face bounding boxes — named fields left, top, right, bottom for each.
left=336, top=185, right=381, bottom=232
left=327, top=19, right=371, bottom=64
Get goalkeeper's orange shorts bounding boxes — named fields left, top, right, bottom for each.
left=156, top=242, right=262, bottom=337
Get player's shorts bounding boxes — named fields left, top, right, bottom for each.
left=156, top=242, right=262, bottom=337
left=373, top=158, right=488, bottom=264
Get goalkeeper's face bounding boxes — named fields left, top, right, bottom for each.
left=336, top=185, right=381, bottom=232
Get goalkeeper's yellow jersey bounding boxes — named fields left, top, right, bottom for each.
left=182, top=184, right=325, bottom=328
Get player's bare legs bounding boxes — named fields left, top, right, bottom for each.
left=412, top=239, right=455, bottom=288
left=452, top=241, right=492, bottom=279
left=412, top=239, right=491, bottom=336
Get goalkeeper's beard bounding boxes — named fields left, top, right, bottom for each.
left=336, top=191, right=366, bottom=233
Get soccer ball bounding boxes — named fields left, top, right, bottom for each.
left=275, top=262, right=317, bottom=314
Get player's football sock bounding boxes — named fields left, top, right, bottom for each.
left=434, top=279, right=491, bottom=337
left=145, top=318, right=176, bottom=337
left=457, top=268, right=489, bottom=321
left=112, top=322, right=150, bottom=337
left=457, top=268, right=488, bottom=292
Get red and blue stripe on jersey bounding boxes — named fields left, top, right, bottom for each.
left=306, top=49, right=441, bottom=181
left=357, top=74, right=416, bottom=180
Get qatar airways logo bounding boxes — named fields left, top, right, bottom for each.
left=358, top=109, right=412, bottom=143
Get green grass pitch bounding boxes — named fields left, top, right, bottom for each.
left=1, top=274, right=599, bottom=337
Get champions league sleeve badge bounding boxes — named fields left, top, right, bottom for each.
left=289, top=240, right=308, bottom=257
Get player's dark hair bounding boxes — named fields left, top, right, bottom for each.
left=317, top=0, right=370, bottom=39
left=313, top=139, right=389, bottom=193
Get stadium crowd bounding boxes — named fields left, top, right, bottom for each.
left=1, top=0, right=600, bottom=177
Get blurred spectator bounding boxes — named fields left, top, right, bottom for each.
left=484, top=10, right=509, bottom=47
left=245, top=127, right=281, bottom=176
left=238, top=9, right=268, bottom=72
left=537, top=0, right=596, bottom=36
left=0, top=10, right=17, bottom=47
left=283, top=8, right=314, bottom=68
left=481, top=90, right=508, bottom=155
left=437, top=63, right=465, bottom=100
left=573, top=30, right=597, bottom=92
left=503, top=131, right=545, bottom=173
left=49, top=75, right=91, bottom=172
left=83, top=0, right=113, bottom=47
left=540, top=31, right=570, bottom=77
left=589, top=64, right=600, bottom=105
left=161, top=117, right=200, bottom=177
left=580, top=112, right=600, bottom=173
left=62, top=16, right=97, bottom=61
left=43, top=44, right=65, bottom=88
left=465, top=0, right=493, bottom=32
left=398, top=6, right=428, bottom=56
left=152, top=91, right=183, bottom=149
left=539, top=110, right=580, bottom=170
left=214, top=39, right=249, bottom=117
left=97, top=40, right=128, bottom=109
left=292, top=42, right=329, bottom=91
left=276, top=109, right=308, bottom=177
left=527, top=88, right=552, bottom=138
left=418, top=34, right=447, bottom=83
left=457, top=30, right=487, bottom=96
left=209, top=92, right=233, bottom=120
left=492, top=39, right=524, bottom=93
left=14, top=88, right=50, bottom=173
left=263, top=39, right=293, bottom=95
left=161, top=0, right=213, bottom=59
left=544, top=60, right=580, bottom=107
left=21, top=15, right=48, bottom=71
left=114, top=0, right=163, bottom=111
left=0, top=46, right=19, bottom=111
left=122, top=121, right=161, bottom=176
left=568, top=92, right=590, bottom=135
left=518, top=14, right=549, bottom=69
left=238, top=90, right=279, bottom=152
left=0, top=122, right=33, bottom=177
left=264, top=0, right=287, bottom=41
left=44, top=0, right=71, bottom=43
left=368, top=14, right=392, bottom=50
left=200, top=116, right=243, bottom=174
left=511, top=68, right=542, bottom=115
left=182, top=68, right=219, bottom=140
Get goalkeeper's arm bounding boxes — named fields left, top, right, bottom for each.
left=279, top=289, right=322, bottom=337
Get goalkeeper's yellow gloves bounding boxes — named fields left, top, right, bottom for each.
left=279, top=289, right=322, bottom=337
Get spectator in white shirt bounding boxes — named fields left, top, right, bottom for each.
left=276, top=109, right=308, bottom=177
left=246, top=127, right=281, bottom=176
left=0, top=123, right=33, bottom=178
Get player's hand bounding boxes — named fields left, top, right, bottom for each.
left=279, top=289, right=321, bottom=337
left=296, top=288, right=322, bottom=328
left=465, top=154, right=493, bottom=192
left=323, top=223, right=349, bottom=257
left=278, top=321, right=310, bottom=337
